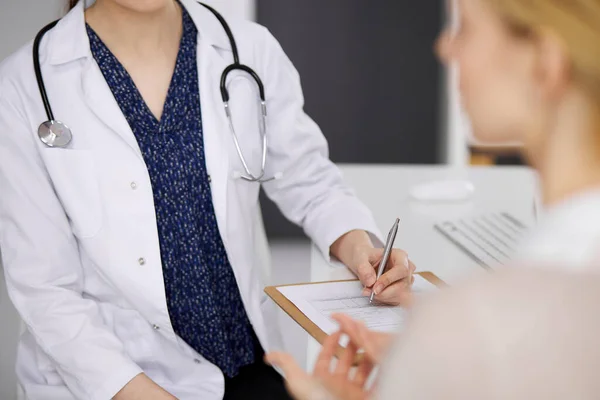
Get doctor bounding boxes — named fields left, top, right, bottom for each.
left=0, top=0, right=414, bottom=399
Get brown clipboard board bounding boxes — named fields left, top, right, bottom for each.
left=264, top=271, right=445, bottom=359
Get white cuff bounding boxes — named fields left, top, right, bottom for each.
left=305, top=200, right=383, bottom=263
left=88, top=362, right=143, bottom=400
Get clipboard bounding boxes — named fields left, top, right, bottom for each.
left=264, top=271, right=445, bottom=354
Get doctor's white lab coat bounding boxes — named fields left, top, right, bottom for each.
left=0, top=1, right=380, bottom=399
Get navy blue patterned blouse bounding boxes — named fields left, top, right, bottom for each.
left=87, top=8, right=255, bottom=377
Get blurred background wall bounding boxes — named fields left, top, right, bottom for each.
left=256, top=0, right=445, bottom=238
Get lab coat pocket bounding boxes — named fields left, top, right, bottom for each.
left=41, top=149, right=103, bottom=238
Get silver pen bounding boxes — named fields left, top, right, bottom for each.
left=370, top=218, right=400, bottom=304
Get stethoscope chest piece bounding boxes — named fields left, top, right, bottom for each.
left=38, top=120, right=72, bottom=148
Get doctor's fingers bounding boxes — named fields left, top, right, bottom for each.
left=356, top=262, right=378, bottom=288
left=380, top=274, right=417, bottom=306
left=357, top=248, right=409, bottom=288
left=372, top=257, right=414, bottom=295
left=371, top=280, right=413, bottom=306
left=367, top=247, right=408, bottom=266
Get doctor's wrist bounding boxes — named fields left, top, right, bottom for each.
left=330, top=230, right=374, bottom=271
left=114, top=373, right=178, bottom=400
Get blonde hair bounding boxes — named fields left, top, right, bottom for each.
left=486, top=0, right=600, bottom=102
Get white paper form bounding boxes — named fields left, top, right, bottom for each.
left=277, top=275, right=438, bottom=336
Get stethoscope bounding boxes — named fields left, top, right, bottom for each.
left=33, top=2, right=278, bottom=183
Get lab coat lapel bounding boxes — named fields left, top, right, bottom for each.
left=80, top=60, right=145, bottom=161
left=197, top=40, right=231, bottom=239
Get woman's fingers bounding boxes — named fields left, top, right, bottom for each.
left=265, top=352, right=332, bottom=400
left=334, top=340, right=358, bottom=378
left=333, top=314, right=369, bottom=351
left=314, top=331, right=341, bottom=377
left=264, top=352, right=306, bottom=381
left=353, top=358, right=376, bottom=387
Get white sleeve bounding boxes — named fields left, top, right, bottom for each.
left=0, top=95, right=142, bottom=400
left=259, top=28, right=383, bottom=258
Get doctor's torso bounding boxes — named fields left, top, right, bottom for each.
left=0, top=2, right=286, bottom=398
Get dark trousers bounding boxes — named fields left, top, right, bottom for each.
left=223, top=334, right=292, bottom=400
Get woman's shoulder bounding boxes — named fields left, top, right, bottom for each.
left=0, top=39, right=37, bottom=111
left=0, top=38, right=36, bottom=87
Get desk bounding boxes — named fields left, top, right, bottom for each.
left=304, top=164, right=539, bottom=368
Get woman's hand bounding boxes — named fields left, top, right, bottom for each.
left=266, top=332, right=375, bottom=400
left=331, top=230, right=416, bottom=305
left=265, top=314, right=396, bottom=400
left=331, top=314, right=393, bottom=364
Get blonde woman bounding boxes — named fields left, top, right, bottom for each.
left=267, top=0, right=600, bottom=398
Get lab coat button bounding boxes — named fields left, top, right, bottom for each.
left=130, top=182, right=137, bottom=190
left=194, top=358, right=201, bottom=364
left=152, top=324, right=160, bottom=330
left=207, top=175, right=212, bottom=183
left=138, top=257, right=146, bottom=266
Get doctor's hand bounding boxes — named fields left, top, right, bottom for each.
left=331, top=230, right=416, bottom=306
